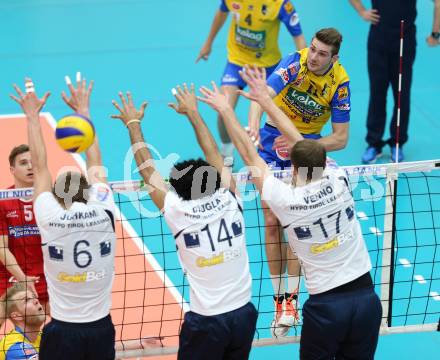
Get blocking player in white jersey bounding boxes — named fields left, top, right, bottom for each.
left=11, top=75, right=116, bottom=360
left=197, top=67, right=382, bottom=359
left=111, top=85, right=257, bottom=360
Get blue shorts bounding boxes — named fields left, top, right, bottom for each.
left=258, top=124, right=322, bottom=169
left=39, top=314, right=115, bottom=360
left=178, top=302, right=258, bottom=360
left=300, top=286, right=382, bottom=360
left=221, top=61, right=279, bottom=89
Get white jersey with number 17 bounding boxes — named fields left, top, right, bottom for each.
left=262, top=167, right=372, bottom=295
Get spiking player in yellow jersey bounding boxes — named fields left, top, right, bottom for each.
left=196, top=0, right=306, bottom=167
left=246, top=28, right=351, bottom=337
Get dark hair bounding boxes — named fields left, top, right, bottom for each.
left=169, top=158, right=221, bottom=201
left=314, top=28, right=343, bottom=55
left=9, top=144, right=30, bottom=166
left=290, top=140, right=326, bottom=181
left=52, top=171, right=89, bottom=207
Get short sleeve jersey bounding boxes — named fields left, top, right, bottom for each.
left=164, top=189, right=252, bottom=316
left=262, top=167, right=371, bottom=294
left=221, top=0, right=302, bottom=67
left=34, top=183, right=116, bottom=323
left=267, top=48, right=351, bottom=137
left=0, top=327, right=41, bottom=360
left=0, top=187, right=44, bottom=294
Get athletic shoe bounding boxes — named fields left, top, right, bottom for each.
left=390, top=146, right=404, bottom=162
left=270, top=297, right=290, bottom=338
left=278, top=292, right=301, bottom=327
left=361, top=147, right=382, bottom=164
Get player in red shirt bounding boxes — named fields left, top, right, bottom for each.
left=0, top=144, right=48, bottom=325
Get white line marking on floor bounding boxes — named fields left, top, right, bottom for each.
left=414, top=275, right=427, bottom=284
left=369, top=227, right=382, bottom=236
left=429, top=291, right=440, bottom=301
left=399, top=258, right=411, bottom=267
left=357, top=211, right=368, bottom=220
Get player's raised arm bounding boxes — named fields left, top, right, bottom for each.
left=168, top=83, right=237, bottom=194
left=195, top=6, right=228, bottom=63
left=10, top=79, right=51, bottom=199
left=111, top=92, right=168, bottom=210
left=239, top=65, right=303, bottom=147
left=198, top=82, right=269, bottom=193
left=278, top=0, right=306, bottom=50
left=61, top=73, right=107, bottom=184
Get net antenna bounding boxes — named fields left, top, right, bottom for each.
left=381, top=19, right=406, bottom=328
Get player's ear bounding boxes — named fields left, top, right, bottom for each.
left=331, top=54, right=339, bottom=63
left=10, top=311, right=23, bottom=322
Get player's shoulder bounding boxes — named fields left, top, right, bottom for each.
left=333, top=60, right=350, bottom=84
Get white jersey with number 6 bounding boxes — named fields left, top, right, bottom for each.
left=262, top=167, right=372, bottom=295
left=164, top=188, right=252, bottom=316
left=34, top=183, right=116, bottom=323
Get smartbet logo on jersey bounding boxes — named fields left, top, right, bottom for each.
left=196, top=248, right=241, bottom=268
left=57, top=270, right=106, bottom=283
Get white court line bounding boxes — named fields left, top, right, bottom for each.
left=369, top=227, right=382, bottom=236
left=399, top=258, right=411, bottom=267
left=414, top=275, right=427, bottom=284
left=357, top=211, right=369, bottom=220
left=41, top=112, right=189, bottom=311
left=429, top=291, right=440, bottom=301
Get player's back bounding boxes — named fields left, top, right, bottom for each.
left=34, top=184, right=116, bottom=323
left=263, top=167, right=371, bottom=294
left=164, top=188, right=252, bottom=316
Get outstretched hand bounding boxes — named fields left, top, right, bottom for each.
left=168, top=83, right=198, bottom=115
left=197, top=81, right=231, bottom=113
left=10, top=78, right=50, bottom=118
left=62, top=72, right=93, bottom=118
left=111, top=92, right=148, bottom=126
left=238, top=65, right=271, bottom=105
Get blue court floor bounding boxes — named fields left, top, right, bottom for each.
left=0, top=0, right=439, bottom=359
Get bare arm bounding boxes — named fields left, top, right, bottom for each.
left=349, top=0, right=380, bottom=24
left=317, top=122, right=349, bottom=151
left=247, top=100, right=265, bottom=145
left=168, top=84, right=237, bottom=194
left=293, top=34, right=307, bottom=50
left=239, top=66, right=303, bottom=146
left=196, top=9, right=229, bottom=63
left=198, top=83, right=269, bottom=193
left=62, top=73, right=107, bottom=184
left=10, top=79, right=51, bottom=199
left=0, top=235, right=38, bottom=294
left=427, top=0, right=440, bottom=46
left=112, top=93, right=168, bottom=210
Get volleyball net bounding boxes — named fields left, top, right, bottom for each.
left=1, top=159, right=439, bottom=358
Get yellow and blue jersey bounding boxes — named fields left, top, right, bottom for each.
left=220, top=0, right=302, bottom=67
left=0, top=327, right=41, bottom=360
left=267, top=48, right=351, bottom=138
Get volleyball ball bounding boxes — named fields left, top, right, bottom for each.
left=55, top=114, right=95, bottom=153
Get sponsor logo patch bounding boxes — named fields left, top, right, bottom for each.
left=275, top=67, right=289, bottom=85
left=284, top=1, right=294, bottom=14
left=337, top=86, right=348, bottom=100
